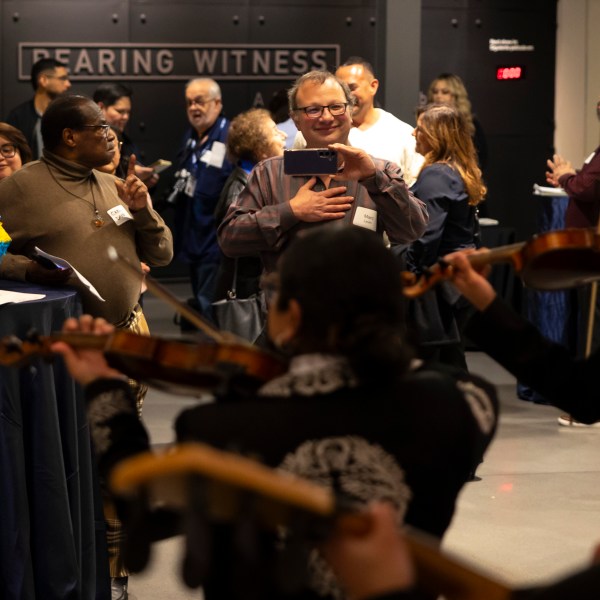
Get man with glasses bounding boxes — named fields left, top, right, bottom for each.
left=6, top=58, right=72, bottom=159
left=0, top=94, right=173, bottom=327
left=293, top=58, right=424, bottom=186
left=0, top=95, right=173, bottom=599
left=218, top=70, right=428, bottom=274
left=170, top=77, right=233, bottom=323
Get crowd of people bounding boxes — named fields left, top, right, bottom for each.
left=0, top=56, right=599, bottom=600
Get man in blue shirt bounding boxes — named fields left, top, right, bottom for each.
left=172, top=78, right=233, bottom=320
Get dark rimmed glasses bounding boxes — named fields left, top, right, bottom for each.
left=80, top=124, right=111, bottom=138
left=0, top=144, right=18, bottom=159
left=293, top=102, right=349, bottom=119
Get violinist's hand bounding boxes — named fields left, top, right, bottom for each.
left=442, top=249, right=497, bottom=311
left=51, top=315, right=125, bottom=386
left=289, top=177, right=354, bottom=222
left=545, top=154, right=575, bottom=187
left=330, top=143, right=376, bottom=182
left=320, top=502, right=415, bottom=600
left=115, top=154, right=149, bottom=212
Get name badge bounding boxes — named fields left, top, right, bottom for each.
left=200, top=141, right=226, bottom=168
left=107, top=205, right=133, bottom=226
left=353, top=206, right=377, bottom=232
left=184, top=175, right=197, bottom=197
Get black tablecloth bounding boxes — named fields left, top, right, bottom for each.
left=0, top=281, right=109, bottom=599
left=479, top=224, right=518, bottom=306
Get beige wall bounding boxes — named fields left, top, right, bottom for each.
left=555, top=0, right=600, bottom=164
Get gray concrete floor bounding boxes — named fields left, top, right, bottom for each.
left=125, top=282, right=600, bottom=598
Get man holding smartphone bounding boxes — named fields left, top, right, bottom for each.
left=218, top=70, right=428, bottom=274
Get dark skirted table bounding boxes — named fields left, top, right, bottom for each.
left=517, top=194, right=571, bottom=403
left=0, top=281, right=109, bottom=600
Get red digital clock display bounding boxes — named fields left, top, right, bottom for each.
left=496, top=66, right=524, bottom=80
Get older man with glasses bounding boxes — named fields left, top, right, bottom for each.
left=0, top=94, right=173, bottom=328
left=0, top=94, right=173, bottom=600
left=218, top=69, right=428, bottom=275
left=169, top=77, right=234, bottom=326
left=5, top=57, right=72, bottom=159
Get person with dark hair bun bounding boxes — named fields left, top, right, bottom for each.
left=0, top=122, right=33, bottom=180
left=52, top=225, right=498, bottom=599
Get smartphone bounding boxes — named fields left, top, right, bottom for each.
left=149, top=159, right=173, bottom=174
left=283, top=149, right=338, bottom=176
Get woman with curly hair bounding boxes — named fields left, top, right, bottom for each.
left=427, top=73, right=487, bottom=169
left=213, top=108, right=286, bottom=301
left=405, top=102, right=487, bottom=372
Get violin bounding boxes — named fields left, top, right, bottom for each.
left=401, top=228, right=600, bottom=298
left=0, top=329, right=286, bottom=395
left=109, top=442, right=511, bottom=599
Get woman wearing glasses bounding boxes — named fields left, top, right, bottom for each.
left=0, top=123, right=33, bottom=181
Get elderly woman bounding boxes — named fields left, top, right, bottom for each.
left=52, top=225, right=497, bottom=599
left=213, top=108, right=286, bottom=301
left=0, top=122, right=33, bottom=181
left=405, top=103, right=487, bottom=372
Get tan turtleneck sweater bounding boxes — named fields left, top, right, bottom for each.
left=0, top=151, right=173, bottom=324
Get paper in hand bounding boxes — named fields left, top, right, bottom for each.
left=33, top=247, right=105, bottom=302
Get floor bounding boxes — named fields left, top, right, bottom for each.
left=124, top=281, right=600, bottom=598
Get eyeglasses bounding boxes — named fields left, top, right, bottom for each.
left=80, top=124, right=111, bottom=138
left=0, top=144, right=18, bottom=159
left=293, top=103, right=349, bottom=119
left=0, top=144, right=17, bottom=158
left=186, top=97, right=218, bottom=108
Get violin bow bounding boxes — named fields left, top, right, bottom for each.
left=110, top=443, right=511, bottom=600
left=107, top=246, right=247, bottom=345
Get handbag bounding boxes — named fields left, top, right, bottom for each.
left=211, top=258, right=267, bottom=344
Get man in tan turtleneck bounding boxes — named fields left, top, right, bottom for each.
left=0, top=94, right=173, bottom=326
left=6, top=58, right=72, bottom=159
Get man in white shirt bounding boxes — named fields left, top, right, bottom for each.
left=293, top=57, right=423, bottom=185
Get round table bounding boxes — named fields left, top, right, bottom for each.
left=0, top=280, right=109, bottom=599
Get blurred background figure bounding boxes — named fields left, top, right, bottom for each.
left=335, top=57, right=423, bottom=185
left=0, top=122, right=33, bottom=181
left=427, top=72, right=488, bottom=171
left=93, top=82, right=158, bottom=186
left=213, top=108, right=286, bottom=301
left=544, top=95, right=600, bottom=427
left=405, top=103, right=486, bottom=373
left=5, top=58, right=71, bottom=159
left=267, top=87, right=297, bottom=149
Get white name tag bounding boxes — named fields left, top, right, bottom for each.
left=184, top=175, right=197, bottom=197
left=107, top=205, right=133, bottom=226
left=200, top=140, right=227, bottom=168
left=584, top=151, right=596, bottom=165
left=353, top=206, right=377, bottom=231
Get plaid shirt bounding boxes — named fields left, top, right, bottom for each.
left=218, top=155, right=428, bottom=273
